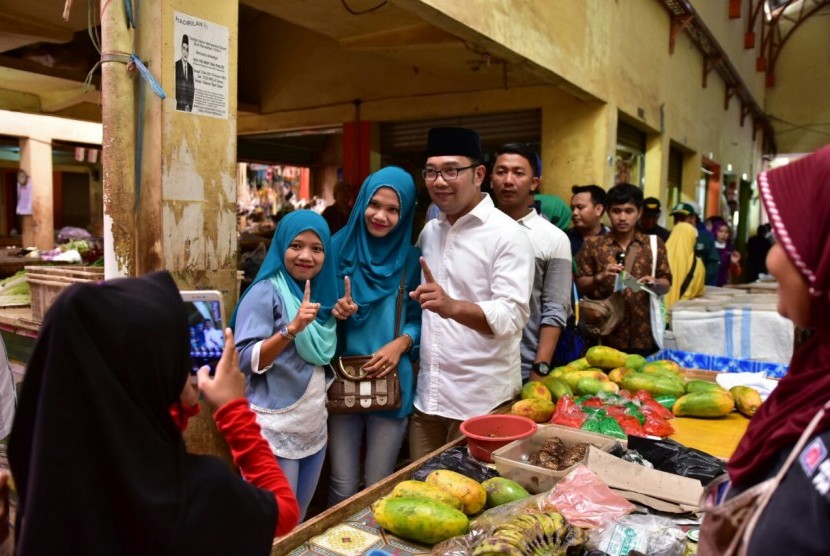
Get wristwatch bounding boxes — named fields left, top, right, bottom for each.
left=531, top=362, right=552, bottom=376
left=279, top=325, right=296, bottom=341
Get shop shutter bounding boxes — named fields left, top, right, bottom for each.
left=668, top=147, right=683, bottom=188
left=380, top=110, right=541, bottom=153
left=616, top=121, right=646, bottom=153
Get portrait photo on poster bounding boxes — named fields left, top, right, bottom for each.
left=173, top=11, right=230, bottom=119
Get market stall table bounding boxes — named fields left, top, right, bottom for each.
left=273, top=403, right=751, bottom=555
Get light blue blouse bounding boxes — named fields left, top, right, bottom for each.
left=235, top=280, right=331, bottom=409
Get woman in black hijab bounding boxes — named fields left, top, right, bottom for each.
left=8, top=271, right=299, bottom=555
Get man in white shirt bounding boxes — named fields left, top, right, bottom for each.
left=409, top=127, right=534, bottom=459
left=491, top=144, right=572, bottom=383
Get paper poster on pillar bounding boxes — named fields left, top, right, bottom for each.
left=173, top=12, right=229, bottom=119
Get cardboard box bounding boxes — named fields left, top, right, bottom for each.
left=494, top=425, right=704, bottom=512
left=492, top=425, right=620, bottom=493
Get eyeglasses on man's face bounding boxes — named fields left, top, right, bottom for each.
left=421, top=164, right=477, bottom=182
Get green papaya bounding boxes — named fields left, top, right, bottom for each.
left=540, top=376, right=573, bottom=401
left=620, top=373, right=686, bottom=398
left=608, top=367, right=634, bottom=384
left=685, top=380, right=727, bottom=394
left=576, top=377, right=602, bottom=396
left=372, top=496, right=469, bottom=544
left=389, top=480, right=464, bottom=511
left=511, top=398, right=555, bottom=423
left=520, top=380, right=553, bottom=402
left=672, top=391, right=735, bottom=418
left=586, top=346, right=628, bottom=370
left=730, top=385, right=763, bottom=417
left=624, top=354, right=647, bottom=371
left=567, top=357, right=592, bottom=370
left=641, top=360, right=683, bottom=376
left=481, top=477, right=530, bottom=508
left=560, top=369, right=608, bottom=391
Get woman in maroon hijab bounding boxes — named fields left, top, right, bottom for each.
left=700, top=145, right=830, bottom=554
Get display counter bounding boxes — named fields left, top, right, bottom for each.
left=274, top=407, right=750, bottom=555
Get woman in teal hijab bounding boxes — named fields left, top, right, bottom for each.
left=232, top=210, right=338, bottom=521
left=327, top=166, right=422, bottom=506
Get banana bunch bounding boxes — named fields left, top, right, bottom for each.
left=472, top=511, right=586, bottom=555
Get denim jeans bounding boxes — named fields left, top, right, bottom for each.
left=277, top=445, right=327, bottom=521
left=327, top=413, right=408, bottom=506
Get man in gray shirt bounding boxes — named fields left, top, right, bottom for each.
left=491, top=143, right=572, bottom=381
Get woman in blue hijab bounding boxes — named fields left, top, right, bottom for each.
left=327, top=166, right=422, bottom=506
left=232, top=210, right=338, bottom=521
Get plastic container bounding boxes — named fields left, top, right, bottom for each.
left=492, top=424, right=620, bottom=494
left=460, top=414, right=537, bottom=463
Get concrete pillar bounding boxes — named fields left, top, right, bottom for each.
left=343, top=120, right=373, bottom=187
left=19, top=137, right=53, bottom=251
left=541, top=100, right=615, bottom=199
left=132, top=0, right=240, bottom=306
left=643, top=134, right=668, bottom=201
left=100, top=0, right=137, bottom=279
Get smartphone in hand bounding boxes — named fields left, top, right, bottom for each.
left=181, top=290, right=225, bottom=375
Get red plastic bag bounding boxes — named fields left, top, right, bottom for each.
left=633, top=390, right=676, bottom=421
left=581, top=397, right=604, bottom=409
left=551, top=396, right=588, bottom=428
left=643, top=415, right=675, bottom=437
left=601, top=406, right=644, bottom=437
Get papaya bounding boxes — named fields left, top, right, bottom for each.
left=372, top=496, right=469, bottom=544
left=425, top=469, right=488, bottom=515
left=520, top=380, right=553, bottom=402
left=608, top=367, right=634, bottom=384
left=481, top=477, right=530, bottom=508
left=641, top=360, right=683, bottom=376
left=550, top=366, right=570, bottom=378
left=730, top=385, right=763, bottom=418
left=389, top=480, right=464, bottom=511
left=567, top=357, right=591, bottom=370
left=576, top=377, right=602, bottom=396
left=511, top=398, right=555, bottom=423
left=599, top=381, right=620, bottom=394
left=672, top=391, right=736, bottom=418
left=685, top=379, right=727, bottom=394
left=540, top=376, right=572, bottom=401
left=620, top=373, right=686, bottom=398
left=586, top=346, right=628, bottom=370
left=624, top=354, right=647, bottom=371
left=560, top=369, right=608, bottom=391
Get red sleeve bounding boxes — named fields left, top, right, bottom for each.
left=213, top=398, right=300, bottom=537
left=169, top=401, right=201, bottom=431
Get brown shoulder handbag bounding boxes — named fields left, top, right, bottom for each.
left=326, top=273, right=406, bottom=414
left=579, top=244, right=640, bottom=338
left=697, top=398, right=830, bottom=556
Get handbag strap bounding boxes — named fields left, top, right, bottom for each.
left=740, top=398, right=830, bottom=550
left=679, top=256, right=698, bottom=298
left=394, top=270, right=406, bottom=336
left=649, top=234, right=658, bottom=278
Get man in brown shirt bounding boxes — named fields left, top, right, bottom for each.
left=576, top=183, right=671, bottom=356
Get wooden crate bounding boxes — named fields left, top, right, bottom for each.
left=25, top=266, right=105, bottom=322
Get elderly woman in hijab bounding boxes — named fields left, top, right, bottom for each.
left=665, top=221, right=705, bottom=310
left=699, top=145, right=830, bottom=554
left=232, top=210, right=338, bottom=521
left=327, top=166, right=422, bottom=506
left=9, top=271, right=299, bottom=555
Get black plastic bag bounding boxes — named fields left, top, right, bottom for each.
left=626, top=435, right=725, bottom=484
left=411, top=446, right=499, bottom=483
